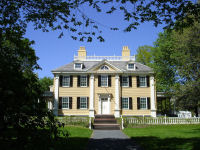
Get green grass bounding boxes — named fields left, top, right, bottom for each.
left=123, top=125, right=200, bottom=150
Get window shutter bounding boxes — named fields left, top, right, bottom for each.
left=129, top=76, right=132, bottom=87
left=59, top=75, right=63, bottom=87
left=121, top=97, right=123, bottom=109
left=147, top=97, right=151, bottom=109
left=120, top=76, right=122, bottom=87
left=87, top=97, right=89, bottom=109
left=136, top=76, right=140, bottom=87
left=147, top=76, right=150, bottom=87
left=87, top=75, right=90, bottom=87
left=70, top=75, right=73, bottom=87
left=137, top=97, right=140, bottom=109
left=69, top=97, right=72, bottom=109
left=77, top=97, right=80, bottom=109
left=59, top=97, right=62, bottom=109
left=129, top=97, right=132, bottom=109
left=77, top=76, right=80, bottom=87
left=98, top=75, right=101, bottom=87
left=108, top=75, right=111, bottom=87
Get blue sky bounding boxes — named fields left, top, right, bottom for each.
left=25, top=6, right=165, bottom=78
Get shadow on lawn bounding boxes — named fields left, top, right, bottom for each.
left=130, top=136, right=200, bottom=150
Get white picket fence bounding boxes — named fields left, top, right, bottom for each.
left=124, top=117, right=200, bottom=125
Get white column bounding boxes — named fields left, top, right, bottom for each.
left=108, top=95, right=111, bottom=114
left=54, top=74, right=59, bottom=116
left=89, top=74, right=95, bottom=117
left=114, top=75, right=120, bottom=117
left=150, top=76, right=156, bottom=117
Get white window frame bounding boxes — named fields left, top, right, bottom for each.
left=122, top=97, right=129, bottom=109
left=62, top=76, right=70, bottom=87
left=140, top=97, right=147, bottom=109
left=100, top=65, right=109, bottom=70
left=80, top=75, right=87, bottom=87
left=127, top=63, right=135, bottom=70
left=62, top=97, right=69, bottom=109
left=122, top=76, right=129, bottom=87
left=101, top=75, right=108, bottom=87
left=139, top=76, right=147, bottom=87
left=80, top=97, right=87, bottom=109
left=74, top=63, right=82, bottom=70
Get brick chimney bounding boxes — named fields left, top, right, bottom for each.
left=78, top=46, right=87, bottom=60
left=122, top=46, right=130, bottom=60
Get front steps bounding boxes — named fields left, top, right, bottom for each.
left=93, top=115, right=120, bottom=130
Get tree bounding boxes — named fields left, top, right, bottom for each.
left=136, top=45, right=153, bottom=67
left=1, top=0, right=199, bottom=42
left=39, top=77, right=53, bottom=92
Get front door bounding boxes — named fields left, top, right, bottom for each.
left=101, top=98, right=109, bottom=114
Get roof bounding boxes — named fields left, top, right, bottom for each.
left=51, top=60, right=153, bottom=74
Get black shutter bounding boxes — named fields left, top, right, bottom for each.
left=108, top=75, right=111, bottom=87
left=59, top=97, right=62, bottom=109
left=77, top=97, right=80, bottom=109
left=70, top=75, right=73, bottom=87
left=87, top=75, right=90, bottom=87
left=147, top=97, right=151, bottom=109
left=77, top=76, right=80, bottom=87
left=59, top=75, right=63, bottom=87
left=137, top=97, right=140, bottom=109
left=121, top=97, right=123, bottom=109
left=137, top=76, right=140, bottom=87
left=98, top=75, right=101, bottom=87
left=129, top=76, right=132, bottom=87
left=120, top=76, right=122, bottom=87
left=129, top=97, right=132, bottom=109
left=147, top=76, right=150, bottom=87
left=87, top=97, right=89, bottom=109
left=69, top=97, right=72, bottom=109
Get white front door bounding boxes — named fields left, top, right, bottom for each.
left=101, top=98, right=109, bottom=114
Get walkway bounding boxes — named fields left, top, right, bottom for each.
left=87, top=130, right=141, bottom=150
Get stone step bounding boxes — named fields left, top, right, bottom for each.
left=94, top=118, right=117, bottom=124
left=93, top=124, right=120, bottom=130
left=95, top=115, right=115, bottom=119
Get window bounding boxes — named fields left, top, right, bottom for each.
left=80, top=76, right=87, bottom=87
left=140, top=98, right=147, bottom=109
left=122, top=97, right=129, bottom=109
left=122, top=76, right=129, bottom=87
left=80, top=97, right=87, bottom=109
left=139, top=76, right=147, bottom=87
left=100, top=65, right=109, bottom=70
left=101, top=75, right=108, bottom=86
left=63, top=76, right=70, bottom=86
left=74, top=63, right=82, bottom=69
left=128, top=63, right=134, bottom=70
left=62, top=97, right=69, bottom=109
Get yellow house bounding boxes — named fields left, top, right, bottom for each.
left=52, top=46, right=156, bottom=117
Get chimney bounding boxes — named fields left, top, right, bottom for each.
left=122, top=46, right=130, bottom=60
left=78, top=46, right=87, bottom=60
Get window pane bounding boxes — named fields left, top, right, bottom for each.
left=128, top=64, right=134, bottom=69
left=63, top=76, right=70, bottom=86
left=80, top=76, right=87, bottom=87
left=100, top=65, right=109, bottom=70
left=122, top=98, right=129, bottom=109
left=101, top=75, right=108, bottom=86
left=75, top=63, right=81, bottom=69
left=80, top=97, right=87, bottom=109
left=62, top=97, right=69, bottom=109
left=122, top=76, right=129, bottom=87
left=139, top=77, right=146, bottom=87
left=140, top=98, right=147, bottom=109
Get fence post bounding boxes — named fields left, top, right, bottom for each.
left=89, top=117, right=91, bottom=129
left=121, top=115, right=124, bottom=130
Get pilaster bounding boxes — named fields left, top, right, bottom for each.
left=150, top=76, right=156, bottom=117
left=54, top=74, right=59, bottom=116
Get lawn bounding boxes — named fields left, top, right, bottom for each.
left=123, top=125, right=200, bottom=150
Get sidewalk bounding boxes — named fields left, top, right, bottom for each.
left=87, top=130, right=141, bottom=150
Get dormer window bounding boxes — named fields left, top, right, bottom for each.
left=127, top=63, right=135, bottom=70
left=100, top=65, right=109, bottom=70
left=74, top=63, right=82, bottom=69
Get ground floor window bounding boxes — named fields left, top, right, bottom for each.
left=122, top=97, right=129, bottom=109
left=80, top=97, right=87, bottom=109
left=62, top=97, right=69, bottom=109
left=140, top=97, right=147, bottom=109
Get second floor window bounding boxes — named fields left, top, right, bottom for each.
left=122, top=76, right=129, bottom=87
left=101, top=75, right=108, bottom=87
left=63, top=76, right=70, bottom=86
left=80, top=76, right=87, bottom=87
left=139, top=76, right=147, bottom=87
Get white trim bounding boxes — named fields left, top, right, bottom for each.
left=150, top=76, right=156, bottom=117
left=89, top=74, right=94, bottom=117
left=115, top=74, right=120, bottom=117
left=53, top=75, right=59, bottom=116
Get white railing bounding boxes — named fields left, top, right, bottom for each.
left=74, top=55, right=135, bottom=61
left=124, top=117, right=200, bottom=125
